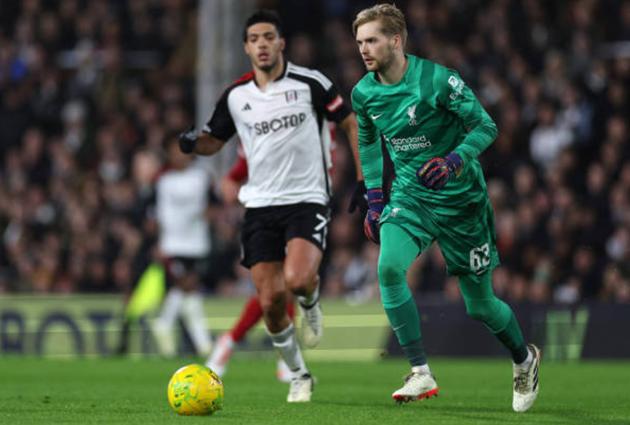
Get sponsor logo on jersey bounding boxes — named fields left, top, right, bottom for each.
left=448, top=76, right=464, bottom=101
left=407, top=105, right=418, bottom=126
left=242, top=103, right=252, bottom=111
left=285, top=90, right=298, bottom=104
left=370, top=113, right=383, bottom=120
left=253, top=113, right=307, bottom=135
left=383, top=134, right=432, bottom=152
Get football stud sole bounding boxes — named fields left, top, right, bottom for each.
left=393, top=388, right=439, bottom=404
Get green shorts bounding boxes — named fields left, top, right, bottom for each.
left=379, top=196, right=500, bottom=276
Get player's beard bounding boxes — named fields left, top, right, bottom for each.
left=365, top=42, right=395, bottom=73
left=373, top=43, right=396, bottom=74
left=258, top=61, right=276, bottom=72
left=255, top=53, right=280, bottom=73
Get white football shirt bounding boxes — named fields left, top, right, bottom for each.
left=156, top=158, right=212, bottom=257
left=202, top=61, right=350, bottom=208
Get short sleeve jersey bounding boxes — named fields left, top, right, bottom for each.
left=203, top=61, right=351, bottom=208
left=351, top=55, right=497, bottom=215
left=156, top=158, right=213, bottom=257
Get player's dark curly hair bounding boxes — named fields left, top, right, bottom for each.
left=243, top=10, right=284, bottom=42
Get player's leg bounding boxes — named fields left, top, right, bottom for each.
left=284, top=238, right=324, bottom=347
left=276, top=296, right=295, bottom=383
left=379, top=223, right=438, bottom=403
left=207, top=295, right=262, bottom=376
left=252, top=261, right=313, bottom=402
left=459, top=273, right=527, bottom=361
left=179, top=272, right=212, bottom=357
left=153, top=287, right=182, bottom=357
left=458, top=273, right=540, bottom=412
left=283, top=203, right=329, bottom=348
left=207, top=293, right=295, bottom=381
left=439, top=200, right=540, bottom=412
left=164, top=259, right=212, bottom=357
left=153, top=258, right=185, bottom=357
left=230, top=292, right=295, bottom=342
left=240, top=206, right=313, bottom=400
left=232, top=295, right=264, bottom=342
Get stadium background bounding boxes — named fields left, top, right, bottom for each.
left=2, top=1, right=630, bottom=424
left=0, top=0, right=629, bottom=360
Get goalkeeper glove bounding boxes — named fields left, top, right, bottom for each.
left=179, top=126, right=197, bottom=154
left=348, top=180, right=368, bottom=214
left=364, top=188, right=383, bottom=244
left=416, top=153, right=463, bottom=190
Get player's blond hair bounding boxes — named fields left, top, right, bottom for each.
left=352, top=3, right=407, bottom=47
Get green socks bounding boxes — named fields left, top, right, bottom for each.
left=384, top=296, right=427, bottom=366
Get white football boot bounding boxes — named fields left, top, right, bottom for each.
left=287, top=373, right=314, bottom=402
left=205, top=333, right=234, bottom=377
left=392, top=367, right=439, bottom=404
left=300, top=301, right=324, bottom=348
left=513, top=343, right=541, bottom=412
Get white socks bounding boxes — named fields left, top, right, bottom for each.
left=268, top=323, right=308, bottom=378
left=156, top=287, right=184, bottom=329
left=412, top=364, right=431, bottom=374
left=298, top=284, right=320, bottom=308
left=181, top=291, right=212, bottom=356
left=514, top=349, right=534, bottom=372
left=153, top=288, right=184, bottom=356
left=154, top=288, right=212, bottom=357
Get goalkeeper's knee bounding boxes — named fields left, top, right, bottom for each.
left=465, top=297, right=509, bottom=333
left=378, top=256, right=411, bottom=309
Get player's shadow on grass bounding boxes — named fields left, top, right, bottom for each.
left=433, top=407, right=536, bottom=424
left=316, top=400, right=507, bottom=415
left=428, top=405, right=626, bottom=425
left=533, top=407, right=629, bottom=425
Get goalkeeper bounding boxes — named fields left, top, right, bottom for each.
left=351, top=4, right=540, bottom=412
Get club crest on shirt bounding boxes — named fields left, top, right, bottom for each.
left=407, top=104, right=418, bottom=126
left=285, top=90, right=298, bottom=104
left=390, top=207, right=402, bottom=217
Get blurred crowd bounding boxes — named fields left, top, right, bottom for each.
left=0, top=0, right=629, bottom=305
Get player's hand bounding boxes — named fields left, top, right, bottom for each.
left=364, top=188, right=383, bottom=244
left=348, top=180, right=368, bottom=214
left=416, top=153, right=463, bottom=190
left=179, top=126, right=197, bottom=154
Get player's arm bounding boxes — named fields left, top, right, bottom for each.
left=437, top=70, right=498, bottom=166
left=351, top=88, right=382, bottom=189
left=179, top=129, right=226, bottom=156
left=179, top=88, right=235, bottom=156
left=194, top=133, right=227, bottom=156
left=352, top=87, right=383, bottom=243
left=417, top=69, right=498, bottom=190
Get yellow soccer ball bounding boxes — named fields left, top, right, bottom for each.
left=167, top=364, right=224, bottom=415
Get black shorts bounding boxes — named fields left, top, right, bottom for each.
left=163, top=256, right=209, bottom=286
left=240, top=203, right=330, bottom=268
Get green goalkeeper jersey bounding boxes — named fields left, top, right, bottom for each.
left=351, top=55, right=498, bottom=216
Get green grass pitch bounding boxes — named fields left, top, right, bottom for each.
left=1, top=357, right=629, bottom=424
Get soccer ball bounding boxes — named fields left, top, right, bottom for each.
left=167, top=364, right=224, bottom=415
